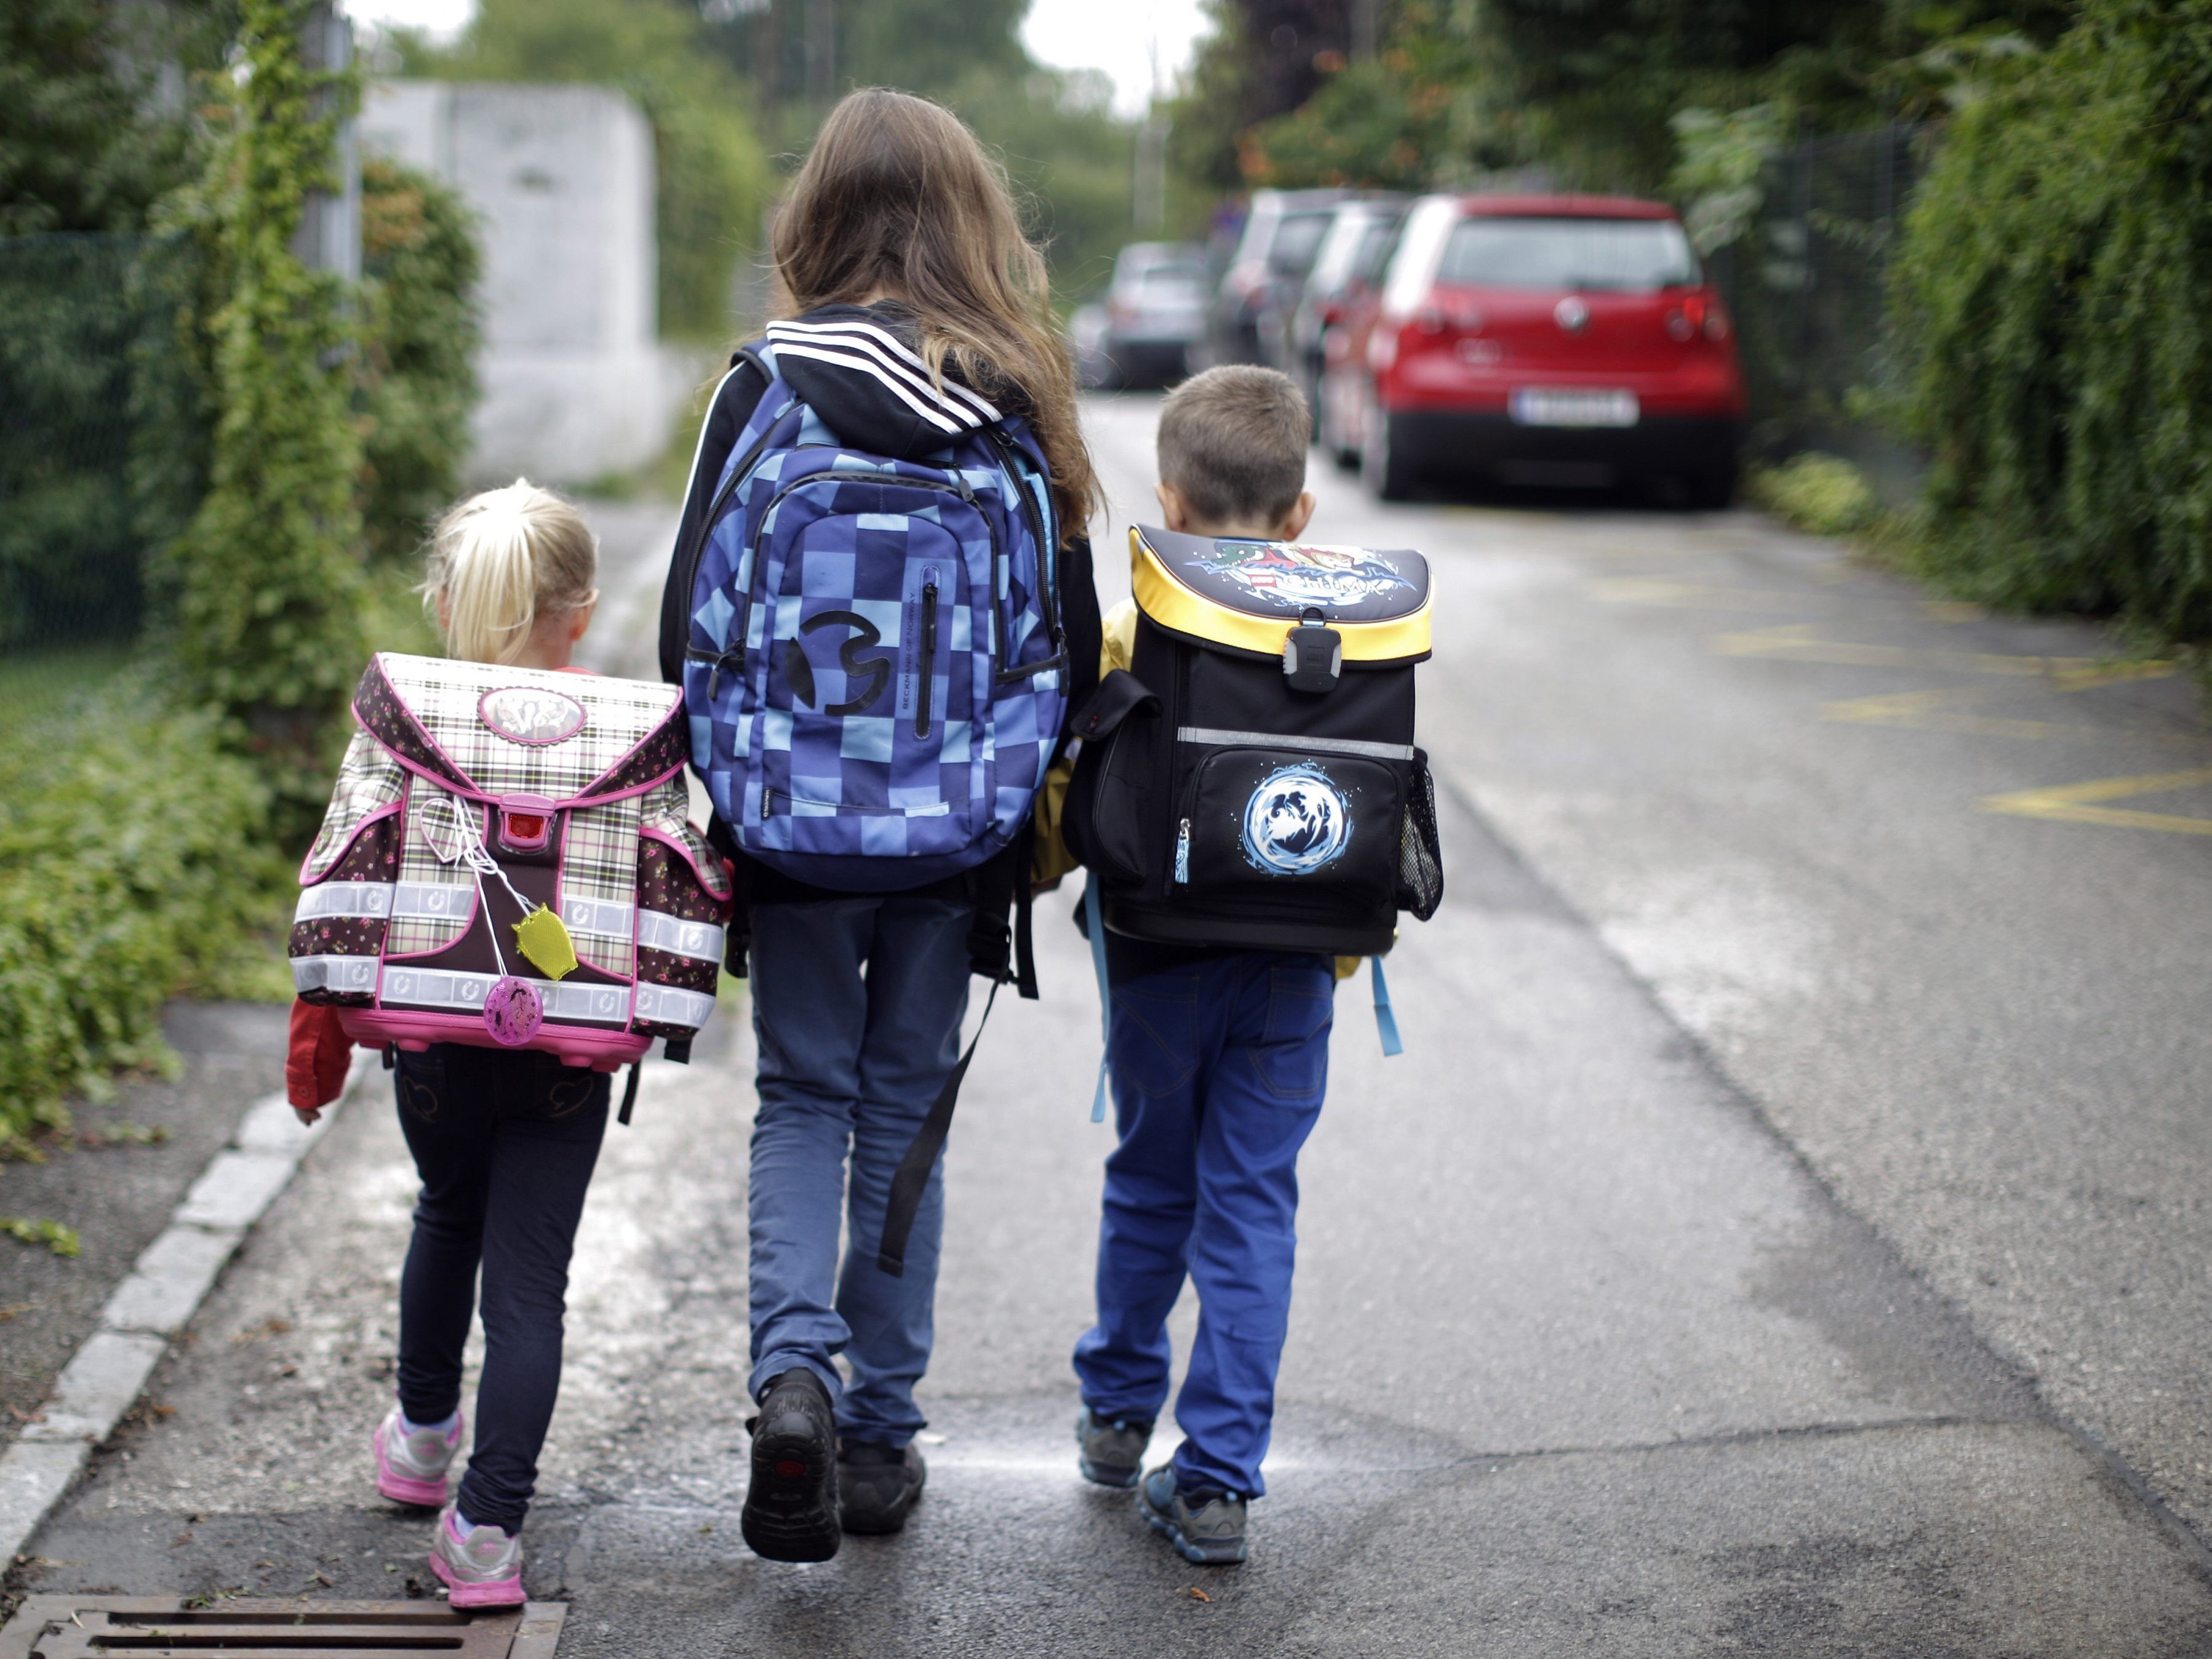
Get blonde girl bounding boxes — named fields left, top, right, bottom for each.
left=289, top=481, right=603, bottom=1608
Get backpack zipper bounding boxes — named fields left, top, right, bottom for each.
left=747, top=468, right=1004, bottom=669
left=915, top=579, right=939, bottom=739
left=989, top=426, right=1062, bottom=648
left=679, top=398, right=797, bottom=687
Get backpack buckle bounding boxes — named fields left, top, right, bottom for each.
left=1283, top=610, right=1342, bottom=694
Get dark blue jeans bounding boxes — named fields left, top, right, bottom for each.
left=746, top=895, right=973, bottom=1445
left=394, top=1045, right=609, bottom=1532
left=1072, top=951, right=1334, bottom=1498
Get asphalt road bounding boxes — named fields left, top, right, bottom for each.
left=12, top=400, right=2212, bottom=1652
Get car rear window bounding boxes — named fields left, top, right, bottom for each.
left=1267, top=212, right=1335, bottom=276
left=1437, top=216, right=1699, bottom=291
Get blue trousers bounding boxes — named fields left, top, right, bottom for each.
left=746, top=894, right=972, bottom=1445
left=1072, top=951, right=1334, bottom=1498
left=393, top=1045, right=609, bottom=1532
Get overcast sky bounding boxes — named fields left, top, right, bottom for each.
left=347, top=0, right=1212, bottom=119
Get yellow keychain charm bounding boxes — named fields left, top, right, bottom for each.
left=513, top=905, right=578, bottom=981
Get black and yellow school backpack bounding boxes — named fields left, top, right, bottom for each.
left=1063, top=526, right=1443, bottom=962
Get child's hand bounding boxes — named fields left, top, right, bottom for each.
left=291, top=1104, right=323, bottom=1128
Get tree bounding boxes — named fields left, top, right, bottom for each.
left=166, top=0, right=367, bottom=759
left=0, top=1, right=228, bottom=237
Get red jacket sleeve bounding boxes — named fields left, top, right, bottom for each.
left=286, top=999, right=354, bottom=1111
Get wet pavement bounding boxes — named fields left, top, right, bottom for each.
left=10, top=420, right=2212, bottom=1652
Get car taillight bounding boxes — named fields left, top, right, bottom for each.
left=1704, top=303, right=1731, bottom=342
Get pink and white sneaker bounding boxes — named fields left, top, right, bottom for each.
left=373, top=1405, right=463, bottom=1508
left=429, top=1503, right=525, bottom=1609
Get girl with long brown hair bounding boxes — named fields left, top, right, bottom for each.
left=657, top=87, right=1101, bottom=1561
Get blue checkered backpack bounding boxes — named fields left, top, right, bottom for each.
left=674, top=333, right=1069, bottom=892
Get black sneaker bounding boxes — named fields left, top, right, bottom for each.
left=741, top=1368, right=841, bottom=1562
left=1075, top=1406, right=1153, bottom=1489
left=837, top=1438, right=927, bottom=1535
left=1137, top=1463, right=1248, bottom=1564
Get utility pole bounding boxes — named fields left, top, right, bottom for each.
left=1133, top=36, right=1168, bottom=235
left=807, top=0, right=834, bottom=106
left=293, top=2, right=359, bottom=283
left=1351, top=0, right=1379, bottom=62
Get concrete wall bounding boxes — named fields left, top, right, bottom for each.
left=362, top=80, right=692, bottom=486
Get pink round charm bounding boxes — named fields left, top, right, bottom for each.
left=482, top=976, right=543, bottom=1047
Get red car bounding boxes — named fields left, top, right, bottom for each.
left=1320, top=193, right=1745, bottom=505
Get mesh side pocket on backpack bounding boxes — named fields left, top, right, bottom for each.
left=1397, top=750, right=1444, bottom=921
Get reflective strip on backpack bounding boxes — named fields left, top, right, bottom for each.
left=391, top=881, right=477, bottom=921
left=1175, top=727, right=1417, bottom=762
left=562, top=896, right=635, bottom=940
left=295, top=882, right=394, bottom=922
left=380, top=967, right=631, bottom=1025
left=290, top=954, right=380, bottom=995
left=633, top=982, right=717, bottom=1029
left=637, top=910, right=727, bottom=962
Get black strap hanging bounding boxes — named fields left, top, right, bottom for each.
left=876, top=980, right=1000, bottom=1277
left=618, top=1062, right=641, bottom=1126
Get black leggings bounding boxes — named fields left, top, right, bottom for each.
left=394, top=1045, right=609, bottom=1532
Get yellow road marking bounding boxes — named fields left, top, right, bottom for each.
left=1712, top=624, right=2167, bottom=682
left=1980, top=768, right=2212, bottom=834
left=1591, top=578, right=1815, bottom=612
left=1821, top=687, right=2090, bottom=740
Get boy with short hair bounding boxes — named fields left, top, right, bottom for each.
left=1070, top=365, right=1332, bottom=1565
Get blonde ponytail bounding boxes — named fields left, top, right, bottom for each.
left=421, top=480, right=599, bottom=665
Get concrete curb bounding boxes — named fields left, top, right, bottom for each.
left=0, top=1049, right=379, bottom=1567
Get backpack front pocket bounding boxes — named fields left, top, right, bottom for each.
left=1173, top=746, right=1403, bottom=904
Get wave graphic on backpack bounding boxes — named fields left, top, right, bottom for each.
left=673, top=320, right=1069, bottom=892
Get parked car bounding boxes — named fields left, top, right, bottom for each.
left=1080, top=242, right=1210, bottom=389
left=1323, top=193, right=1745, bottom=504
left=1278, top=196, right=1405, bottom=436
left=1205, top=188, right=1354, bottom=367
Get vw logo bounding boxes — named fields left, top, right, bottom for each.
left=1554, top=295, right=1591, bottom=334
left=1240, top=765, right=1352, bottom=877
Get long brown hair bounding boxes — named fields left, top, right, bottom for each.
left=772, top=88, right=1099, bottom=541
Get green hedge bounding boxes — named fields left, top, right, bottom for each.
left=1890, top=0, right=2212, bottom=640
left=0, top=674, right=284, bottom=1146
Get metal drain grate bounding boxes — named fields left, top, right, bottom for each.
left=0, top=1597, right=564, bottom=1658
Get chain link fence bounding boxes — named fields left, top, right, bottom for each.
left=0, top=234, right=206, bottom=658
left=1709, top=123, right=1928, bottom=502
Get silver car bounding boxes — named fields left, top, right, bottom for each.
left=1084, top=242, right=1210, bottom=389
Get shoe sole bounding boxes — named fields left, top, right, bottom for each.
left=743, top=1424, right=841, bottom=1562
left=839, top=1461, right=927, bottom=1536
left=1136, top=1487, right=1247, bottom=1565
left=429, top=1552, right=524, bottom=1608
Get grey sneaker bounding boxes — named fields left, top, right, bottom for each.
left=1137, top=1464, right=1248, bottom=1564
left=428, top=1503, right=524, bottom=1608
left=373, top=1404, right=462, bottom=1508
left=1075, top=1406, right=1152, bottom=1489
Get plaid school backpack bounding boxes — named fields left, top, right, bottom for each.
left=669, top=322, right=1070, bottom=892
left=290, top=652, right=733, bottom=1075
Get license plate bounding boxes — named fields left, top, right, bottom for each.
left=1509, top=388, right=1639, bottom=428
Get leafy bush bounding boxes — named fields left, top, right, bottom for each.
left=1752, top=452, right=1879, bottom=536
left=359, top=156, right=481, bottom=562
left=0, top=674, right=284, bottom=1146
left=1889, top=0, right=2212, bottom=641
